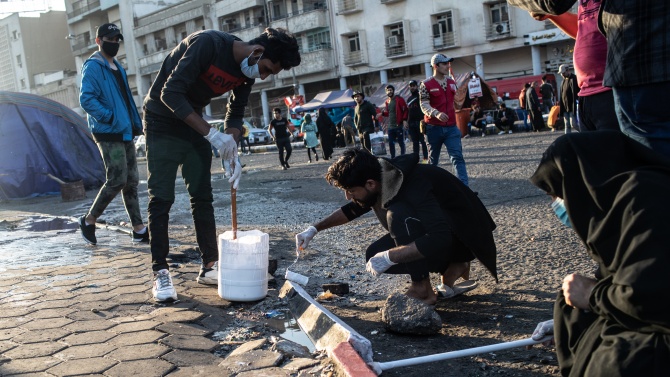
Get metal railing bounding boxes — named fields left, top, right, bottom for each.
left=68, top=0, right=100, bottom=18
left=385, top=39, right=408, bottom=57
left=271, top=4, right=327, bottom=21
left=337, top=0, right=360, bottom=14
left=432, top=32, right=457, bottom=49
left=344, top=50, right=364, bottom=65
left=485, top=21, right=514, bottom=40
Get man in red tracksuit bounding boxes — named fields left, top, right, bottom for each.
left=382, top=84, right=409, bottom=158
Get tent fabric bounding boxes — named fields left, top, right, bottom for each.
left=454, top=72, right=499, bottom=110
left=0, top=91, right=105, bottom=200
left=293, top=89, right=355, bottom=112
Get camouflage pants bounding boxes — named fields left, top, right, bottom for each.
left=88, top=141, right=143, bottom=226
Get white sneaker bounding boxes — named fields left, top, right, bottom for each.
left=152, top=269, right=177, bottom=302
left=196, top=261, right=218, bottom=285
left=508, top=130, right=513, bottom=134
left=498, top=131, right=505, bottom=135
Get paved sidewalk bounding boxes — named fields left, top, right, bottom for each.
left=0, top=225, right=333, bottom=376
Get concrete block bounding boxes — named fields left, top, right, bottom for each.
left=54, top=343, right=116, bottom=360
left=162, top=349, right=222, bottom=366
left=219, top=349, right=283, bottom=374
left=104, top=359, right=174, bottom=377
left=169, top=365, right=234, bottom=377
left=109, top=320, right=161, bottom=334
left=13, top=328, right=71, bottom=344
left=155, top=322, right=212, bottom=336
left=3, top=342, right=67, bottom=359
left=331, top=342, right=377, bottom=377
left=160, top=334, right=219, bottom=351
left=228, top=338, right=267, bottom=357
left=61, top=330, right=116, bottom=345
left=0, top=356, right=61, bottom=374
left=109, top=330, right=166, bottom=346
left=46, top=356, right=117, bottom=376
left=282, top=357, right=320, bottom=372
left=237, top=366, right=290, bottom=376
left=279, top=281, right=372, bottom=363
left=106, top=343, right=169, bottom=361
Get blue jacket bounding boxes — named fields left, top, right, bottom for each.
left=80, top=51, right=142, bottom=142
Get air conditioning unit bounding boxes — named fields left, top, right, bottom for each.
left=387, top=35, right=400, bottom=46
left=494, top=22, right=509, bottom=35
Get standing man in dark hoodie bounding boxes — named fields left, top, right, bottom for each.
left=352, top=91, right=378, bottom=153
left=143, top=28, right=300, bottom=302
left=295, top=148, right=497, bottom=305
left=406, top=80, right=429, bottom=163
left=268, top=107, right=292, bottom=170
left=78, top=23, right=148, bottom=246
left=558, top=64, right=580, bottom=133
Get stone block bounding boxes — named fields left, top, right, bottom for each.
left=63, top=319, right=115, bottom=332
left=62, top=330, right=116, bottom=346
left=381, top=292, right=441, bottom=335
left=155, top=322, right=212, bottom=336
left=169, top=365, right=233, bottom=377
left=219, top=350, right=283, bottom=374
left=107, top=343, right=169, bottom=361
left=54, top=343, right=117, bottom=360
left=227, top=338, right=267, bottom=357
left=160, top=334, right=218, bottom=351
left=26, top=307, right=76, bottom=320
left=21, top=317, right=73, bottom=330
left=13, top=328, right=71, bottom=344
left=0, top=356, right=61, bottom=374
left=162, top=349, right=222, bottom=366
left=104, top=358, right=174, bottom=377
left=109, top=330, right=166, bottom=346
left=282, top=357, right=320, bottom=372
left=46, top=356, right=117, bottom=376
left=109, top=320, right=161, bottom=334
left=3, top=342, right=67, bottom=359
left=237, top=366, right=290, bottom=377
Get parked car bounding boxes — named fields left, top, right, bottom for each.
left=247, top=122, right=272, bottom=145
left=134, top=135, right=146, bottom=157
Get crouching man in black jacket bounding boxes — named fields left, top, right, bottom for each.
left=295, top=148, right=498, bottom=305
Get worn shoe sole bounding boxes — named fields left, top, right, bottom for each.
left=196, top=275, right=217, bottom=285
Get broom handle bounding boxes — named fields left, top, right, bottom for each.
left=231, top=186, right=237, bottom=240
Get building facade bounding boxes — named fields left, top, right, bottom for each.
left=53, top=0, right=576, bottom=123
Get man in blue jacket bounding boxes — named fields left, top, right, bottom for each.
left=78, top=23, right=148, bottom=246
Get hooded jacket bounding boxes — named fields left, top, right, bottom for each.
left=530, top=131, right=670, bottom=376
left=341, top=153, right=498, bottom=281
left=80, top=51, right=142, bottom=142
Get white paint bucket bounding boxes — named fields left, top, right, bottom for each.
left=218, top=230, right=269, bottom=301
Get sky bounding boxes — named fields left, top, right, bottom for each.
left=0, top=0, right=65, bottom=17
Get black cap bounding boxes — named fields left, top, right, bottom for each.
left=352, top=91, right=365, bottom=99
left=385, top=84, right=395, bottom=90
left=409, top=80, right=418, bottom=86
left=97, top=23, right=123, bottom=40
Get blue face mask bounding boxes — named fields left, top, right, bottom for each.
left=240, top=51, right=263, bottom=79
left=551, top=197, right=572, bottom=228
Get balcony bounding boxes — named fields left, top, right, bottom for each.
left=385, top=37, right=409, bottom=58
left=270, top=7, right=327, bottom=35
left=67, top=0, right=100, bottom=19
left=432, top=32, right=458, bottom=50
left=138, top=50, right=171, bottom=76
left=485, top=21, right=515, bottom=41
left=380, top=0, right=404, bottom=3
left=344, top=50, right=366, bottom=66
left=215, top=0, right=264, bottom=16
left=276, top=47, right=333, bottom=79
left=225, top=24, right=266, bottom=43
left=336, top=0, right=362, bottom=15
left=71, top=40, right=96, bottom=56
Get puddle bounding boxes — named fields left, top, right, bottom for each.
left=264, top=309, right=316, bottom=352
left=16, top=216, right=79, bottom=232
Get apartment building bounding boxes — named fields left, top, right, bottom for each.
left=0, top=11, right=77, bottom=107
left=58, top=0, right=575, bottom=124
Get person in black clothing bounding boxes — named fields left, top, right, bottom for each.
left=353, top=91, right=378, bottom=153
left=526, top=81, right=545, bottom=132
left=558, top=65, right=580, bottom=134
left=540, top=75, right=555, bottom=114
left=494, top=103, right=516, bottom=134
left=316, top=107, right=336, bottom=160
left=142, top=27, right=300, bottom=302
left=269, top=107, right=293, bottom=169
left=405, top=80, right=428, bottom=162
left=529, top=131, right=670, bottom=377
left=295, top=148, right=498, bottom=305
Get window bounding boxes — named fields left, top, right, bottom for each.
left=306, top=29, right=330, bottom=52
left=348, top=34, right=360, bottom=52
left=385, top=22, right=407, bottom=57
left=12, top=30, right=19, bottom=40
left=490, top=2, right=509, bottom=24
left=16, top=55, right=22, bottom=68
left=488, top=2, right=511, bottom=38
left=220, top=18, right=238, bottom=32
left=20, top=78, right=26, bottom=89
left=433, top=11, right=456, bottom=48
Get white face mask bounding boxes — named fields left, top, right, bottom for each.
left=240, top=51, right=263, bottom=79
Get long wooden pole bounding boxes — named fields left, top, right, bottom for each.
left=231, top=186, right=237, bottom=240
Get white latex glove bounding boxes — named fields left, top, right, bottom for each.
left=205, top=129, right=237, bottom=161
left=366, top=250, right=397, bottom=277
left=295, top=226, right=317, bottom=254
left=532, top=319, right=554, bottom=341
left=228, top=155, right=242, bottom=189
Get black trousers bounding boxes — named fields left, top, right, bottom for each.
left=365, top=202, right=474, bottom=281
left=275, top=136, right=292, bottom=165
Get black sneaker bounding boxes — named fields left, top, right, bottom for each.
left=284, top=161, right=290, bottom=169
left=132, top=228, right=149, bottom=243
left=79, top=216, right=97, bottom=245
left=196, top=262, right=218, bottom=285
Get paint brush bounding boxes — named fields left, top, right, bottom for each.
left=285, top=250, right=309, bottom=285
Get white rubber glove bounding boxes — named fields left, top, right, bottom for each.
left=205, top=129, right=237, bottom=161
left=295, top=226, right=317, bottom=254
left=366, top=250, right=397, bottom=277
left=532, top=319, right=554, bottom=341
left=228, top=155, right=242, bottom=189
